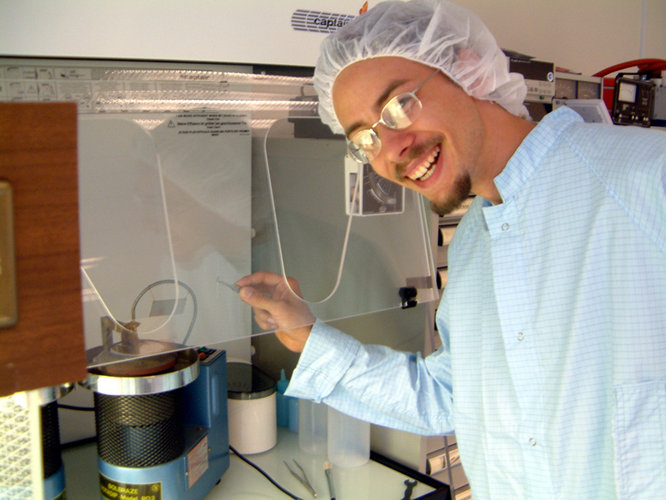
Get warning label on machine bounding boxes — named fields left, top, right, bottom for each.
left=167, top=112, right=250, bottom=137
left=187, top=435, right=210, bottom=488
left=99, top=472, right=162, bottom=500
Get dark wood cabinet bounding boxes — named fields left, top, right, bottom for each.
left=0, top=102, right=86, bottom=396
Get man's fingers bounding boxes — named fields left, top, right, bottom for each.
left=238, top=285, right=275, bottom=311
left=235, top=271, right=285, bottom=289
left=235, top=272, right=315, bottom=348
left=254, top=311, right=277, bottom=330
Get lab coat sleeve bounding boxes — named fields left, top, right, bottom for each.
left=285, top=318, right=455, bottom=435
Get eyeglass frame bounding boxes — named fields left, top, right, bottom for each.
left=346, top=67, right=441, bottom=164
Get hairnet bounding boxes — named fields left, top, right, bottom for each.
left=313, top=0, right=529, bottom=134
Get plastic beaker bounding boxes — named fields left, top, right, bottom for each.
left=298, top=399, right=327, bottom=455
left=327, top=406, right=370, bottom=467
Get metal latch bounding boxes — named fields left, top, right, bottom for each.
left=399, top=287, right=418, bottom=309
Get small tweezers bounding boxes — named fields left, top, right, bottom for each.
left=217, top=278, right=240, bottom=294
left=284, top=460, right=317, bottom=498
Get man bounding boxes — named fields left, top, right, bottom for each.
left=237, top=0, right=666, bottom=498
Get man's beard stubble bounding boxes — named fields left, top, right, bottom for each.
left=429, top=172, right=471, bottom=217
left=385, top=135, right=473, bottom=217
left=392, top=136, right=472, bottom=217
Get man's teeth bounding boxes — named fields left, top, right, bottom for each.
left=408, top=147, right=440, bottom=182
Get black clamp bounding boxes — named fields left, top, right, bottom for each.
left=399, top=287, right=418, bottom=309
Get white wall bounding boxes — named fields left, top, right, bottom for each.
left=0, top=0, right=663, bottom=75
left=461, top=0, right=665, bottom=75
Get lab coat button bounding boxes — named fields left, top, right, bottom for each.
left=529, top=437, right=537, bottom=447
left=517, top=331, right=525, bottom=341
left=501, top=222, right=510, bottom=232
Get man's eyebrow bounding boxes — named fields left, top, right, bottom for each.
left=343, top=78, right=409, bottom=138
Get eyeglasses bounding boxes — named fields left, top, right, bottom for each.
left=346, top=68, right=440, bottom=164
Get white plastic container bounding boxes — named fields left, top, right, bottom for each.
left=327, top=406, right=370, bottom=467
left=298, top=399, right=327, bottom=455
left=227, top=363, right=277, bottom=454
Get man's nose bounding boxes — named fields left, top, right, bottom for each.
left=376, top=125, right=414, bottom=164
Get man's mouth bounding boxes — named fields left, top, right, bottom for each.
left=407, top=146, right=441, bottom=182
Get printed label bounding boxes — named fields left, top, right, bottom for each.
left=187, top=435, right=210, bottom=488
left=168, top=112, right=250, bottom=137
left=99, top=472, right=162, bottom=500
left=291, top=9, right=356, bottom=33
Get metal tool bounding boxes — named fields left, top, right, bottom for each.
left=284, top=460, right=317, bottom=498
left=217, top=278, right=240, bottom=294
left=323, top=461, right=335, bottom=500
left=401, top=479, right=417, bottom=500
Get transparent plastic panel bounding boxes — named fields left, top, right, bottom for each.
left=8, top=57, right=438, bottom=371
left=251, top=116, right=437, bottom=333
left=79, top=111, right=252, bottom=369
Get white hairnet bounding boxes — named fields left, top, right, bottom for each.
left=314, top=0, right=529, bottom=134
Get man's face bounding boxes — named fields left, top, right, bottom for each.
left=332, top=57, right=485, bottom=215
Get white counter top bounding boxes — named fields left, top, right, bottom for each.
left=63, top=428, right=448, bottom=499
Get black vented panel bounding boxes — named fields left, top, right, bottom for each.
left=94, top=389, right=185, bottom=467
left=41, top=401, right=62, bottom=479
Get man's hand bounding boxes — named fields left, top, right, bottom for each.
left=236, top=271, right=315, bottom=352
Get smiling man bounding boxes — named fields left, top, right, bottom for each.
left=237, top=1, right=666, bottom=498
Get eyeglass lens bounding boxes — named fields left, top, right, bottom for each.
left=349, top=92, right=421, bottom=163
left=347, top=69, right=439, bottom=164
left=381, top=93, right=422, bottom=129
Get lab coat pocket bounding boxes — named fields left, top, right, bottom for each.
left=613, top=379, right=666, bottom=499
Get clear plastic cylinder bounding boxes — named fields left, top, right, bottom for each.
left=298, top=399, right=327, bottom=455
left=327, top=406, right=370, bottom=467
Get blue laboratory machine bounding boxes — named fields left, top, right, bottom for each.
left=86, top=338, right=229, bottom=500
